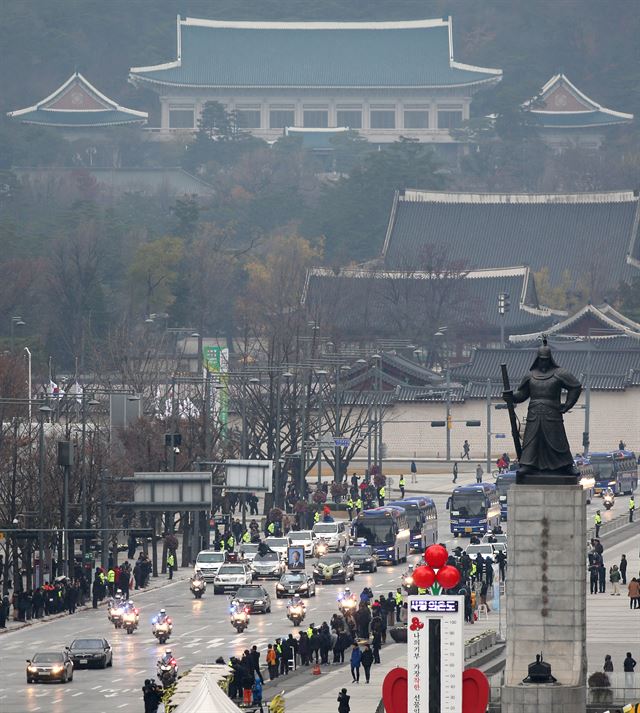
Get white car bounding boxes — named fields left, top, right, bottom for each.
left=312, top=522, right=348, bottom=552
left=481, top=534, right=507, bottom=546
left=287, top=530, right=316, bottom=555
left=251, top=551, right=286, bottom=579
left=464, top=544, right=495, bottom=563
left=263, top=537, right=291, bottom=559
left=194, top=550, right=226, bottom=581
left=213, top=563, right=253, bottom=593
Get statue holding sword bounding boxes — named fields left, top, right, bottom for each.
left=501, top=336, right=582, bottom=483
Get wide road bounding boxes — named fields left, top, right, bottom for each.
left=0, top=468, right=627, bottom=712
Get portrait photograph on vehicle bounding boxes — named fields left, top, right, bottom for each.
left=287, top=546, right=306, bottom=570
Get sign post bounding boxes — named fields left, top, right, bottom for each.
left=408, top=595, right=464, bottom=713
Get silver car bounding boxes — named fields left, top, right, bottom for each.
left=251, top=551, right=286, bottom=579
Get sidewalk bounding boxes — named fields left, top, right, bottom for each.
left=0, top=562, right=191, bottom=635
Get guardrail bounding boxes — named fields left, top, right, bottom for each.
left=587, top=511, right=632, bottom=540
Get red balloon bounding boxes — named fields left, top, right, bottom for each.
left=412, top=565, right=436, bottom=589
left=436, top=565, right=461, bottom=590
left=425, top=544, right=448, bottom=570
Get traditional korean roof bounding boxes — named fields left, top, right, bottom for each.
left=8, top=72, right=147, bottom=128
left=510, top=304, right=640, bottom=343
left=382, top=189, right=640, bottom=290
left=129, top=17, right=502, bottom=90
left=302, top=265, right=555, bottom=336
left=451, top=345, right=640, bottom=392
left=523, top=74, right=633, bottom=129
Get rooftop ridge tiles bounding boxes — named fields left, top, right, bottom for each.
left=401, top=189, right=639, bottom=204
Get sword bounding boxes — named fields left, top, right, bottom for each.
left=501, top=363, right=522, bottom=460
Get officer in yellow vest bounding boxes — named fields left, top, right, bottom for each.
left=355, top=497, right=363, bottom=515
left=313, top=511, right=320, bottom=524
left=242, top=530, right=251, bottom=544
left=226, top=534, right=235, bottom=552
left=630, top=496, right=636, bottom=523
left=106, top=568, right=115, bottom=596
left=399, top=475, right=406, bottom=498
left=378, top=485, right=386, bottom=506
left=394, top=588, right=403, bottom=623
left=166, top=551, right=175, bottom=580
left=594, top=510, right=602, bottom=537
left=346, top=496, right=354, bottom=521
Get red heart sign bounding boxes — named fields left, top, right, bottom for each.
left=382, top=667, right=408, bottom=713
left=381, top=667, right=489, bottom=713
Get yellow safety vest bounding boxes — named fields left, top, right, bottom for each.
left=379, top=487, right=386, bottom=498
left=313, top=512, right=320, bottom=523
left=394, top=592, right=403, bottom=606
left=399, top=477, right=405, bottom=487
left=346, top=498, right=354, bottom=510
left=98, top=572, right=105, bottom=584
left=268, top=523, right=276, bottom=534
left=227, top=536, right=235, bottom=548
left=595, top=514, right=602, bottom=525
left=355, top=499, right=362, bottom=510
left=630, top=499, right=636, bottom=510
left=167, top=553, right=175, bottom=566
left=242, top=532, right=250, bottom=543
left=107, top=570, right=115, bottom=583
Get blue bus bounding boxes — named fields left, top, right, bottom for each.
left=494, top=471, right=516, bottom=521
left=354, top=507, right=411, bottom=565
left=449, top=483, right=500, bottom=536
left=590, top=451, right=638, bottom=496
left=387, top=497, right=438, bottom=551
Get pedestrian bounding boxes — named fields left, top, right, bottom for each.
left=589, top=559, right=599, bottom=595
left=399, top=474, right=405, bottom=498
left=350, top=643, right=361, bottom=683
left=620, top=554, right=628, bottom=584
left=0, top=594, right=9, bottom=628
left=623, top=652, right=637, bottom=690
left=377, top=485, right=385, bottom=507
left=252, top=674, right=263, bottom=712
left=361, top=643, right=374, bottom=683
left=609, top=564, right=621, bottom=595
left=480, top=580, right=491, bottom=611
left=594, top=510, right=602, bottom=538
left=630, top=496, right=636, bottom=523
left=628, top=578, right=640, bottom=609
left=619, top=440, right=626, bottom=451
left=604, top=654, right=614, bottom=673
left=410, top=460, right=417, bottom=477
left=266, top=644, right=277, bottom=680
left=251, top=644, right=264, bottom=683
left=462, top=440, right=470, bottom=460
left=337, top=688, right=351, bottom=713
left=166, top=550, right=175, bottom=580
left=598, top=561, right=606, bottom=594
left=475, top=464, right=483, bottom=483
left=452, top=462, right=458, bottom=483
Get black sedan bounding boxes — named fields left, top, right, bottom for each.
left=346, top=545, right=378, bottom=572
left=276, top=572, right=317, bottom=598
left=231, top=585, right=272, bottom=613
left=26, top=651, right=74, bottom=683
left=67, top=638, right=113, bottom=668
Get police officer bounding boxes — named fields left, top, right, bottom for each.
left=226, top=533, right=235, bottom=552
left=267, top=521, right=276, bottom=536
left=346, top=496, right=354, bottom=521
left=630, top=497, right=636, bottom=523
left=106, top=567, right=115, bottom=596
left=394, top=588, right=403, bottom=622
left=313, top=511, right=320, bottom=524
left=166, top=551, right=175, bottom=580
left=242, top=530, right=251, bottom=544
left=355, top=497, right=363, bottom=516
left=594, top=510, right=602, bottom=538
left=378, top=485, right=385, bottom=507
left=399, top=475, right=405, bottom=498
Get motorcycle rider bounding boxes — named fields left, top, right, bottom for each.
left=287, top=595, right=306, bottom=621
left=153, top=608, right=171, bottom=633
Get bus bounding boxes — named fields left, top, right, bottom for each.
left=575, top=457, right=595, bottom=504
left=353, top=507, right=411, bottom=564
left=387, top=497, right=438, bottom=551
left=494, top=470, right=516, bottom=521
left=590, top=451, right=638, bottom=496
left=448, top=483, right=500, bottom=537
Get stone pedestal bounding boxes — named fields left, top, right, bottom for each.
left=502, top=484, right=587, bottom=713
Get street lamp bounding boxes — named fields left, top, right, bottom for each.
left=10, top=316, right=25, bottom=352
left=80, top=396, right=100, bottom=555
left=37, top=404, right=53, bottom=587
left=315, top=370, right=328, bottom=485
left=24, top=347, right=32, bottom=421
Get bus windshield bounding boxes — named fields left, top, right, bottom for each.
left=451, top=493, right=486, bottom=518
left=592, top=461, right=614, bottom=479
left=355, top=520, right=394, bottom=545
left=495, top=477, right=514, bottom=498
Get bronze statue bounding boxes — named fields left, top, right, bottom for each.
left=502, top=337, right=582, bottom=483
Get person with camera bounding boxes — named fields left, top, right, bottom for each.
left=142, top=678, right=163, bottom=713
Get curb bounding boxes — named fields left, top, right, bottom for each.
left=0, top=572, right=190, bottom=636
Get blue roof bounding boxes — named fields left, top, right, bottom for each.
left=527, top=110, right=632, bottom=129
left=130, top=18, right=502, bottom=90
left=10, top=108, right=146, bottom=127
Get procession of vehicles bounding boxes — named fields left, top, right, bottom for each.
left=449, top=483, right=501, bottom=536
left=353, top=507, right=411, bottom=564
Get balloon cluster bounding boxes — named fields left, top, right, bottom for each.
left=412, top=544, right=461, bottom=592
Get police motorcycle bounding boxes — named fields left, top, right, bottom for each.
left=286, top=596, right=306, bottom=626
left=122, top=601, right=140, bottom=634
left=401, top=565, right=416, bottom=594
left=337, top=588, right=358, bottom=617
left=157, top=649, right=178, bottom=688
left=152, top=609, right=173, bottom=644
left=230, top=601, right=251, bottom=633
left=602, top=488, right=615, bottom=510
left=190, top=570, right=207, bottom=599
left=108, top=589, right=126, bottom=628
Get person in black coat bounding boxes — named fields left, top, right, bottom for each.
left=337, top=688, right=351, bottom=713
left=361, top=644, right=374, bottom=683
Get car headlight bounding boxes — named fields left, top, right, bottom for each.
left=479, top=519, right=487, bottom=524
left=364, top=558, right=372, bottom=562
left=255, top=600, right=264, bottom=605
left=51, top=665, right=64, bottom=674
left=276, top=584, right=284, bottom=590
left=299, top=583, right=308, bottom=589
left=27, top=666, right=37, bottom=672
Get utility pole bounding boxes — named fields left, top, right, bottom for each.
left=445, top=367, right=452, bottom=462
left=100, top=469, right=108, bottom=570
left=486, top=379, right=492, bottom=474
left=498, top=292, right=511, bottom=348
left=37, top=405, right=52, bottom=586
left=583, top=338, right=591, bottom=457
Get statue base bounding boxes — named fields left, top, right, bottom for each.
left=502, top=483, right=586, bottom=713
left=515, top=471, right=578, bottom=486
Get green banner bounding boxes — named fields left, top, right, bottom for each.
left=203, top=346, right=228, bottom=428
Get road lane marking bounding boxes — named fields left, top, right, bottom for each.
left=117, top=704, right=129, bottom=708
left=72, top=691, right=84, bottom=696
left=92, top=685, right=102, bottom=690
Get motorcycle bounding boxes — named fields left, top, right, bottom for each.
left=157, top=657, right=178, bottom=687
left=230, top=604, right=251, bottom=633
left=286, top=601, right=306, bottom=626
left=123, top=607, right=139, bottom=634
left=602, top=489, right=615, bottom=510
left=337, top=592, right=358, bottom=617
left=111, top=605, right=125, bottom=629
left=152, top=617, right=173, bottom=644
left=190, top=575, right=206, bottom=599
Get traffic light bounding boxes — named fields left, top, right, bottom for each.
left=497, top=292, right=511, bottom=315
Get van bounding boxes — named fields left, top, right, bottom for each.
left=194, top=550, right=226, bottom=581
left=312, top=521, right=348, bottom=552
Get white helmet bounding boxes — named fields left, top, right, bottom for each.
left=160, top=608, right=166, bottom=615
